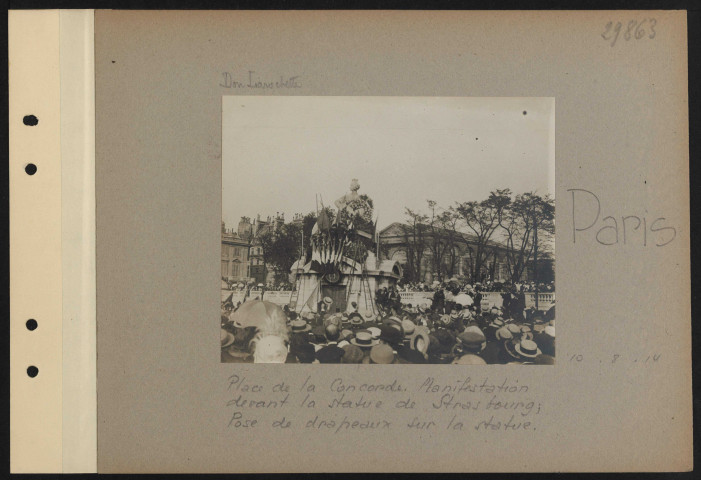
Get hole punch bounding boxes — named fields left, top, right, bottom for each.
left=25, top=164, right=37, bottom=175
left=26, top=319, right=37, bottom=331
left=23, top=115, right=39, bottom=126
left=27, top=366, right=39, bottom=378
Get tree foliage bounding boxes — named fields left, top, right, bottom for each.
left=453, top=189, right=511, bottom=283
left=498, top=192, right=554, bottom=284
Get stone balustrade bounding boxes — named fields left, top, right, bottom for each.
left=223, top=289, right=554, bottom=311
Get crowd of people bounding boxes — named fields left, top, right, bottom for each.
left=396, top=279, right=555, bottom=293
left=220, top=279, right=555, bottom=365
left=222, top=279, right=294, bottom=292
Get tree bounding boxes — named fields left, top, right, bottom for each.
left=425, top=200, right=462, bottom=282
left=259, top=222, right=303, bottom=280
left=498, top=192, right=554, bottom=284
left=400, top=208, right=429, bottom=282
left=454, top=189, right=511, bottom=283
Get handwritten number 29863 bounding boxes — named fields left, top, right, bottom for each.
left=602, top=19, right=656, bottom=47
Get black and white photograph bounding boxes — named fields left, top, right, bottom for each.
left=221, top=97, right=555, bottom=364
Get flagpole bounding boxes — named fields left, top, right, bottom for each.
left=375, top=216, right=380, bottom=267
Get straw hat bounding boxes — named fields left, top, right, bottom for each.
left=514, top=339, right=542, bottom=359
left=341, top=344, right=365, bottom=363
left=495, top=326, right=513, bottom=342
left=289, top=319, right=312, bottom=333
left=457, top=330, right=486, bottom=353
left=368, top=344, right=396, bottom=364
left=221, top=329, right=235, bottom=349
left=489, top=318, right=505, bottom=329
left=451, top=354, right=487, bottom=365
left=367, top=327, right=382, bottom=340
left=350, top=314, right=364, bottom=327
left=506, top=324, right=521, bottom=335
left=401, top=319, right=416, bottom=337
left=408, top=326, right=431, bottom=354
left=350, top=330, right=379, bottom=348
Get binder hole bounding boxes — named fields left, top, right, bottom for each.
left=23, top=115, right=39, bottom=126
left=27, top=366, right=39, bottom=378
left=25, top=164, right=37, bottom=175
left=26, top=319, right=37, bottom=331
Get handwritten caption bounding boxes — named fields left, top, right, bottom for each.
left=225, top=374, right=543, bottom=434
left=567, top=189, right=676, bottom=247
left=601, top=19, right=657, bottom=47
left=220, top=70, right=302, bottom=90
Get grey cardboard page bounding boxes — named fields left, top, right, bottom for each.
left=95, top=11, right=691, bottom=472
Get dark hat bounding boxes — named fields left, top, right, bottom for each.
left=378, top=324, right=403, bottom=345
left=427, top=335, right=442, bottom=354
left=311, top=325, right=327, bottom=343
left=433, top=329, right=455, bottom=347
left=532, top=353, right=555, bottom=365
left=290, top=342, right=316, bottom=363
left=316, top=345, right=345, bottom=363
left=397, top=346, right=427, bottom=364
left=382, top=317, right=405, bottom=337
left=341, top=344, right=365, bottom=364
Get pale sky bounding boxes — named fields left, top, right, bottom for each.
left=222, top=97, right=555, bottom=232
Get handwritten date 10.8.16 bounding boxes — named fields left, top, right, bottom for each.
left=602, top=19, right=656, bottom=47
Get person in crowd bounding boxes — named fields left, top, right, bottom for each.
left=222, top=277, right=555, bottom=364
left=315, top=323, right=345, bottom=363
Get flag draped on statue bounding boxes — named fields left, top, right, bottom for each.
left=304, top=281, right=320, bottom=312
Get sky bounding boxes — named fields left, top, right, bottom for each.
left=222, top=96, right=555, bottom=232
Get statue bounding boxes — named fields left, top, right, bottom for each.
left=334, top=179, right=371, bottom=224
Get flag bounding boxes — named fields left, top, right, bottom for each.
left=316, top=209, right=330, bottom=232
left=222, top=292, right=233, bottom=305
left=304, top=281, right=320, bottom=312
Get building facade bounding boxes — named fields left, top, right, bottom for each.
left=379, top=222, right=552, bottom=284
left=221, top=221, right=251, bottom=283
left=237, top=213, right=286, bottom=285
